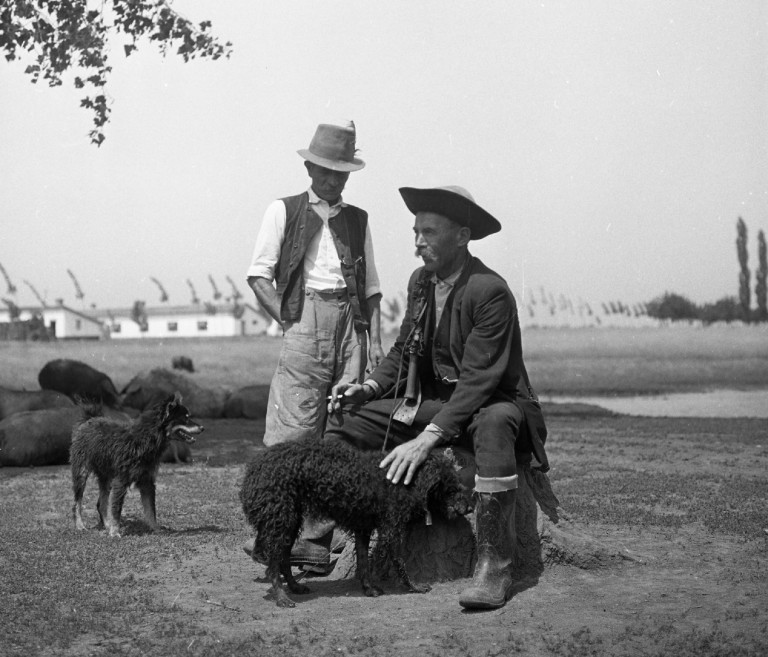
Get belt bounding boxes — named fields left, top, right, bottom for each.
left=306, top=288, right=348, bottom=301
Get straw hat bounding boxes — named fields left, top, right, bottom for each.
left=399, top=186, right=501, bottom=240
left=297, top=121, right=365, bottom=172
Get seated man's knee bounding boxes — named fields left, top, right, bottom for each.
left=469, top=402, right=523, bottom=479
left=473, top=402, right=523, bottom=438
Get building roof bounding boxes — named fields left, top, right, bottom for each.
left=85, top=302, right=261, bottom=319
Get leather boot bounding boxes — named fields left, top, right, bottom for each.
left=459, top=489, right=517, bottom=609
left=290, top=517, right=335, bottom=574
left=243, top=518, right=336, bottom=574
left=289, top=534, right=333, bottom=573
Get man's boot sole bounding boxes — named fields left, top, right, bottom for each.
left=458, top=579, right=513, bottom=610
left=458, top=592, right=506, bottom=609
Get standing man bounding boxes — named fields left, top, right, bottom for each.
left=247, top=120, right=384, bottom=446
left=245, top=121, right=384, bottom=572
left=326, top=185, right=548, bottom=610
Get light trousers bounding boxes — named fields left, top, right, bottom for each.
left=263, top=288, right=366, bottom=446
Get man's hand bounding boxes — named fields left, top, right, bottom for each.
left=327, top=382, right=372, bottom=414
left=379, top=431, right=441, bottom=485
left=368, top=342, right=385, bottom=370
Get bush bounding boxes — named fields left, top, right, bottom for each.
left=645, top=292, right=699, bottom=321
left=645, top=292, right=761, bottom=324
left=700, top=296, right=743, bottom=324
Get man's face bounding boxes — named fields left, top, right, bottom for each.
left=305, top=162, right=350, bottom=204
left=413, top=212, right=470, bottom=279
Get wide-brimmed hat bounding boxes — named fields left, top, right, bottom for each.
left=399, top=185, right=501, bottom=240
left=297, top=121, right=365, bottom=172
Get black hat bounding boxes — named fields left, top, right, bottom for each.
left=398, top=186, right=501, bottom=240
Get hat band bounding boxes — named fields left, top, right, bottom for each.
left=308, top=141, right=355, bottom=163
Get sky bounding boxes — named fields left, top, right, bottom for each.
left=1, top=0, right=767, bottom=313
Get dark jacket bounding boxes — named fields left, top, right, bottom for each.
left=369, top=255, right=525, bottom=438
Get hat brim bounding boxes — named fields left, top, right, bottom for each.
left=399, top=187, right=501, bottom=240
left=297, top=149, right=365, bottom=172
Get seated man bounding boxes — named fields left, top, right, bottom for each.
left=326, top=185, right=547, bottom=610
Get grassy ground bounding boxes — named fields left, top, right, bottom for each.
left=2, top=413, right=766, bottom=656
left=1, top=326, right=767, bottom=656
left=521, top=323, right=768, bottom=395
left=2, top=324, right=768, bottom=395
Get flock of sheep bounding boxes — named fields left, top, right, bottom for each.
left=0, top=358, right=268, bottom=467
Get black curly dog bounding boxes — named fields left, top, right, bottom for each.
left=71, top=392, right=203, bottom=537
left=240, top=438, right=474, bottom=608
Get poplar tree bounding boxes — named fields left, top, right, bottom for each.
left=756, top=229, right=767, bottom=322
left=736, top=217, right=750, bottom=320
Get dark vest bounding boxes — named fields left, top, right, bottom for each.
left=418, top=279, right=459, bottom=400
left=274, top=192, right=370, bottom=331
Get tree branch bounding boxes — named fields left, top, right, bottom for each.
left=0, top=0, right=232, bottom=145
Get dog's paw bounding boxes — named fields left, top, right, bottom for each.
left=274, top=591, right=296, bottom=608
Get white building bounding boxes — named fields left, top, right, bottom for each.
left=0, top=304, right=104, bottom=339
left=95, top=302, right=273, bottom=339
left=0, top=300, right=277, bottom=340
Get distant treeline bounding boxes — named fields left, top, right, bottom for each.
left=650, top=218, right=768, bottom=325
left=646, top=292, right=763, bottom=324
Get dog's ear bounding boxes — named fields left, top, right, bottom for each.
left=163, top=391, right=182, bottom=406
left=161, top=391, right=182, bottom=420
left=412, top=457, right=445, bottom=501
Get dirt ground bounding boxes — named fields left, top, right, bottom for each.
left=185, top=413, right=766, bottom=656
left=5, top=407, right=768, bottom=656
left=146, top=530, right=760, bottom=656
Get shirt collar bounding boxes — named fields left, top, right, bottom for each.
left=307, top=186, right=346, bottom=209
left=431, top=253, right=469, bottom=288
